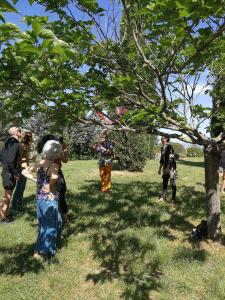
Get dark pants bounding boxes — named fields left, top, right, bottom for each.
left=12, top=175, right=27, bottom=211
left=161, top=174, right=176, bottom=200
left=58, top=170, right=68, bottom=215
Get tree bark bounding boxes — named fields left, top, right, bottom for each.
left=204, top=144, right=221, bottom=240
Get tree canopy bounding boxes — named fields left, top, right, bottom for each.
left=0, top=0, right=224, bottom=145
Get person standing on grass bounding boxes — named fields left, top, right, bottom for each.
left=93, top=133, right=114, bottom=193
left=0, top=127, right=21, bottom=223
left=158, top=136, right=177, bottom=202
left=11, top=130, right=33, bottom=215
left=37, top=135, right=69, bottom=224
left=23, top=140, right=63, bottom=259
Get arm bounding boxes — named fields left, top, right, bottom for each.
left=158, top=147, right=163, bottom=174
left=158, top=163, right=163, bottom=175
left=22, top=164, right=37, bottom=182
left=47, top=163, right=59, bottom=193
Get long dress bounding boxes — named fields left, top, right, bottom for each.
left=97, top=141, right=113, bottom=193
left=34, top=166, right=62, bottom=256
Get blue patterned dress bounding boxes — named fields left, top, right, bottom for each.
left=35, top=166, right=62, bottom=256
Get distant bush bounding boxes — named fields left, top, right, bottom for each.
left=187, top=146, right=203, bottom=157
left=109, top=131, right=156, bottom=172
left=152, top=145, right=161, bottom=160
left=171, top=143, right=187, bottom=158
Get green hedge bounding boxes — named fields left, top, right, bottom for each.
left=109, top=131, right=156, bottom=172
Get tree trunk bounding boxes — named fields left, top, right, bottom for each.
left=204, top=144, right=221, bottom=240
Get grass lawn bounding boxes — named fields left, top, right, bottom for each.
left=1, top=158, right=225, bottom=300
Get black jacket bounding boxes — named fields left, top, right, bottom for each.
left=0, top=137, right=21, bottom=176
left=160, top=144, right=176, bottom=170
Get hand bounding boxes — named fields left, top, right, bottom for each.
left=158, top=169, right=161, bottom=175
left=14, top=175, right=20, bottom=181
left=163, top=168, right=170, bottom=176
left=91, top=144, right=97, bottom=149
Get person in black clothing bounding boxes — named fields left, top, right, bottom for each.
left=0, top=127, right=21, bottom=222
left=37, top=135, right=69, bottom=223
left=158, top=136, right=177, bottom=202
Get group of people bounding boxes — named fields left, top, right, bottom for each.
left=0, top=126, right=178, bottom=259
left=0, top=127, right=69, bottom=260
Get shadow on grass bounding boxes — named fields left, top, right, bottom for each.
left=0, top=244, right=44, bottom=275
left=21, top=193, right=78, bottom=250
left=0, top=194, right=74, bottom=276
left=3, top=176, right=207, bottom=297
left=178, top=159, right=204, bottom=168
left=63, top=179, right=208, bottom=299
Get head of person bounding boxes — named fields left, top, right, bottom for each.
left=8, top=127, right=21, bottom=140
left=20, top=131, right=33, bottom=146
left=100, top=135, right=108, bottom=143
left=42, top=140, right=62, bottom=161
left=161, top=136, right=170, bottom=144
left=37, top=134, right=56, bottom=154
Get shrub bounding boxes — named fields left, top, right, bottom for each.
left=109, top=131, right=155, bottom=172
left=187, top=146, right=203, bottom=157
left=152, top=145, right=161, bottom=160
left=171, top=143, right=187, bottom=158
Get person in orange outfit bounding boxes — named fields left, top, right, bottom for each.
left=93, top=133, right=113, bottom=193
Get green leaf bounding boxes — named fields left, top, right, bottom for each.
left=27, top=0, right=34, bottom=5
left=32, top=21, right=42, bottom=36
left=40, top=29, right=55, bottom=40
left=40, top=78, right=50, bottom=87
left=0, top=0, right=18, bottom=13
left=0, top=12, right=5, bottom=23
left=18, top=44, right=38, bottom=53
left=0, top=22, right=21, bottom=34
left=51, top=45, right=67, bottom=59
left=29, top=76, right=41, bottom=87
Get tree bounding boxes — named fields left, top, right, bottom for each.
left=63, top=123, right=102, bottom=159
left=0, top=0, right=225, bottom=239
left=70, top=0, right=224, bottom=239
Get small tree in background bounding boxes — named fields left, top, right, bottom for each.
left=109, top=131, right=155, bottom=172
left=64, top=123, right=102, bottom=160
left=171, top=143, right=187, bottom=159
left=187, top=146, right=204, bottom=158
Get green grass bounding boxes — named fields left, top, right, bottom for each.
left=1, top=158, right=225, bottom=299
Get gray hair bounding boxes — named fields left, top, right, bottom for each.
left=42, top=140, right=62, bottom=160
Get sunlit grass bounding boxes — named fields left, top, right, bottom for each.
left=1, top=158, right=225, bottom=299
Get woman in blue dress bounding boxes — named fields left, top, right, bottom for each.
left=24, top=140, right=63, bottom=259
